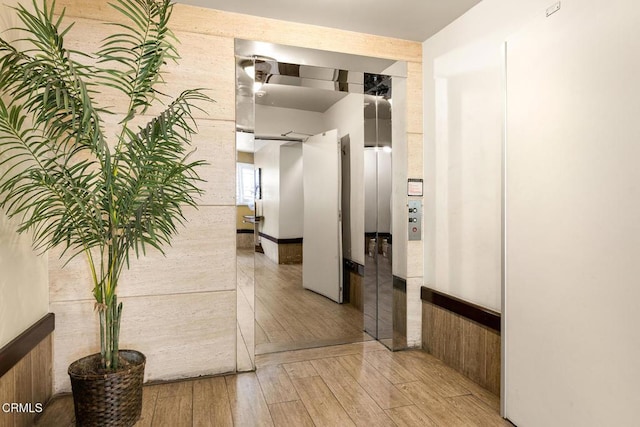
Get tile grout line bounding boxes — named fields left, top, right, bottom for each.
left=222, top=375, right=236, bottom=427
left=149, top=385, right=160, bottom=427
left=253, top=369, right=277, bottom=426
left=283, top=365, right=319, bottom=426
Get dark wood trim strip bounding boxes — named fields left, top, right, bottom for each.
left=343, top=259, right=364, bottom=276
left=393, top=276, right=407, bottom=292
left=236, top=229, right=254, bottom=234
left=0, top=313, right=55, bottom=378
left=259, top=232, right=303, bottom=244
left=421, top=287, right=501, bottom=333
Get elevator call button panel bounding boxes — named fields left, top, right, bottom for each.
left=408, top=200, right=422, bottom=241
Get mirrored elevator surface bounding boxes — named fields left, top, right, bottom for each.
left=254, top=253, right=371, bottom=355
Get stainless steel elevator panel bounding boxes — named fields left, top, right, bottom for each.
left=408, top=200, right=422, bottom=241
left=363, top=74, right=396, bottom=350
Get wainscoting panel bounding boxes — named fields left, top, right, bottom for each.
left=343, top=260, right=364, bottom=311
left=0, top=315, right=53, bottom=427
left=421, top=287, right=500, bottom=395
left=392, top=278, right=407, bottom=349
left=278, top=243, right=303, bottom=265
left=348, top=272, right=363, bottom=311
left=237, top=231, right=255, bottom=250
left=259, top=234, right=303, bottom=264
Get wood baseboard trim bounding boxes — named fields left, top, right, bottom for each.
left=421, top=287, right=500, bottom=333
left=343, top=259, right=364, bottom=276
left=393, top=276, right=407, bottom=292
left=258, top=232, right=303, bottom=244
left=0, top=313, right=55, bottom=378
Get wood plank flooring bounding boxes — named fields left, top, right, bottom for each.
left=35, top=341, right=510, bottom=426
left=254, top=253, right=370, bottom=354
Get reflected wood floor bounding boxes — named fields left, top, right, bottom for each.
left=254, top=253, right=370, bottom=355
left=35, top=341, right=509, bottom=426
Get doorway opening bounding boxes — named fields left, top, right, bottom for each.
left=235, top=41, right=407, bottom=369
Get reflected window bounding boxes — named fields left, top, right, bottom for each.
left=236, top=162, right=255, bottom=205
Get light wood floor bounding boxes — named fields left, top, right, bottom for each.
left=35, top=341, right=509, bottom=426
left=254, top=253, right=370, bottom=355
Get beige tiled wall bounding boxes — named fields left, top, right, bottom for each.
left=50, top=0, right=423, bottom=392
left=407, top=62, right=424, bottom=135
left=406, top=278, right=423, bottom=346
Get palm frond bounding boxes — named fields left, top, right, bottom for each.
left=0, top=100, right=106, bottom=258
left=0, top=2, right=109, bottom=162
left=96, top=0, right=178, bottom=121
left=0, top=0, right=211, bottom=371
left=113, top=90, right=210, bottom=263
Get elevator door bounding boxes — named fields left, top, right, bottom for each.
left=362, top=74, right=394, bottom=348
left=363, top=148, right=393, bottom=346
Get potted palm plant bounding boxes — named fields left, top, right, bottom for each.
left=0, top=0, right=210, bottom=425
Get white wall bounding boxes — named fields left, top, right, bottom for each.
left=257, top=100, right=370, bottom=266
left=0, top=1, right=49, bottom=349
left=505, top=1, right=640, bottom=425
left=424, top=0, right=640, bottom=424
left=253, top=140, right=304, bottom=262
left=324, top=93, right=365, bottom=265
left=279, top=144, right=303, bottom=238
left=422, top=0, right=549, bottom=311
left=0, top=215, right=49, bottom=348
left=255, top=104, right=323, bottom=245
left=254, top=141, right=281, bottom=263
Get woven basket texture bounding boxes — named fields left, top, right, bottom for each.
left=68, top=350, right=145, bottom=427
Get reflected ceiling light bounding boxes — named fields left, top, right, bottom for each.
left=245, top=65, right=255, bottom=79
left=382, top=146, right=392, bottom=153
left=243, top=57, right=276, bottom=93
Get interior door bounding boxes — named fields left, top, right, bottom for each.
left=303, top=129, right=343, bottom=303
left=505, top=1, right=640, bottom=425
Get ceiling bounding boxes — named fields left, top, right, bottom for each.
left=255, top=85, right=348, bottom=112
left=235, top=41, right=397, bottom=149
left=175, top=0, right=483, bottom=42
left=237, top=41, right=398, bottom=116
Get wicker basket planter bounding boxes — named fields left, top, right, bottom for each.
left=68, top=350, right=146, bottom=427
